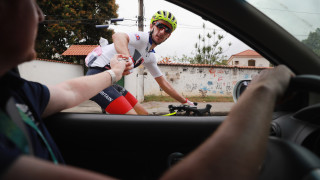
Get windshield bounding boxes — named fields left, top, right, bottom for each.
left=246, top=0, right=320, bottom=57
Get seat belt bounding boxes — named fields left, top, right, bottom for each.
left=5, top=97, right=59, bottom=164
left=5, top=97, right=34, bottom=155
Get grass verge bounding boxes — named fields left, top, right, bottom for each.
left=144, top=95, right=234, bottom=102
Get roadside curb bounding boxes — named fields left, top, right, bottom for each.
left=63, top=100, right=234, bottom=116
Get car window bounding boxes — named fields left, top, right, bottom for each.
left=246, top=0, right=320, bottom=58
left=19, top=0, right=272, bottom=115
left=58, top=0, right=273, bottom=115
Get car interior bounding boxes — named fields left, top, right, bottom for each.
left=43, top=0, right=320, bottom=179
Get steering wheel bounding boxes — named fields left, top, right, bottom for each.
left=289, top=75, right=320, bottom=93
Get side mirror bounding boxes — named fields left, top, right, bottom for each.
left=232, top=79, right=251, bottom=102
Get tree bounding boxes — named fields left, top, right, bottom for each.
left=190, top=23, right=231, bottom=65
left=36, top=0, right=118, bottom=63
left=302, top=28, right=320, bottom=56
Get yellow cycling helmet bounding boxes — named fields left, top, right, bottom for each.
left=150, top=10, right=177, bottom=31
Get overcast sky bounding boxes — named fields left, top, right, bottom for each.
left=112, top=0, right=251, bottom=60
left=247, top=0, right=320, bottom=41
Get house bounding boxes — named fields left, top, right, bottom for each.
left=227, top=49, right=271, bottom=67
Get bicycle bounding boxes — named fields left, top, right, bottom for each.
left=163, top=103, right=212, bottom=116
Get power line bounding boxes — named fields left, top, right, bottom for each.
left=40, top=16, right=311, bottom=38
left=255, top=7, right=320, bottom=15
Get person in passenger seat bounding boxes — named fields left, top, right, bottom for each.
left=0, top=0, right=294, bottom=179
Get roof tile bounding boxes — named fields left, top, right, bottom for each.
left=62, top=45, right=99, bottom=56
left=233, top=49, right=262, bottom=56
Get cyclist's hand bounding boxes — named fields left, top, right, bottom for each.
left=120, top=55, right=134, bottom=75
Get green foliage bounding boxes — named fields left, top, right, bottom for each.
left=190, top=23, right=232, bottom=65
left=302, top=28, right=320, bottom=56
left=36, top=0, right=118, bottom=63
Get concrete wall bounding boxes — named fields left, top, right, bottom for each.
left=143, top=65, right=268, bottom=97
left=18, top=59, right=84, bottom=86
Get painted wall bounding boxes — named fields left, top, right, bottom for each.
left=143, top=65, right=268, bottom=97
left=18, top=60, right=84, bottom=86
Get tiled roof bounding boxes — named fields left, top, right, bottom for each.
left=157, top=62, right=272, bottom=69
left=62, top=45, right=99, bottom=56
left=233, top=49, right=262, bottom=56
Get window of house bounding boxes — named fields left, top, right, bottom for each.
left=234, top=61, right=239, bottom=65
left=248, top=60, right=256, bottom=66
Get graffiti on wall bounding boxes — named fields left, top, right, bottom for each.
left=165, top=71, right=181, bottom=83
left=196, top=68, right=261, bottom=96
left=144, top=65, right=268, bottom=97
left=185, top=83, right=198, bottom=92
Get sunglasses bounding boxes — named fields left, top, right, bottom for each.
left=155, top=22, right=172, bottom=34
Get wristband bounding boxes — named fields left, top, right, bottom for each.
left=129, top=56, right=134, bottom=73
left=107, top=70, right=117, bottom=85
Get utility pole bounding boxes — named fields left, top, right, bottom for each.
left=138, top=0, right=144, bottom=31
left=137, top=0, right=145, bottom=102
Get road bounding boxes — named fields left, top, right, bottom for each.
left=63, top=100, right=235, bottom=116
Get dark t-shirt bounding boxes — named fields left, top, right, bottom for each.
left=0, top=71, right=64, bottom=175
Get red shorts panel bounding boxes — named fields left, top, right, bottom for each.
left=105, top=96, right=132, bottom=114
left=124, top=91, right=138, bottom=107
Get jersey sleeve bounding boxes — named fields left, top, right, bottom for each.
left=143, top=53, right=163, bottom=78
left=127, top=31, right=149, bottom=49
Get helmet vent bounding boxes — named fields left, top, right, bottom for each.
left=163, top=11, right=167, bottom=17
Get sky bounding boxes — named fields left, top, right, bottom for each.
left=247, top=0, right=320, bottom=41
left=112, top=0, right=251, bottom=60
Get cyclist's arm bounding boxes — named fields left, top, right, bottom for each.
left=155, top=76, right=187, bottom=103
left=112, top=32, right=130, bottom=56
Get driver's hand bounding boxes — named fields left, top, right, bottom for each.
left=249, top=65, right=295, bottom=99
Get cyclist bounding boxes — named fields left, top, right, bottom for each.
left=86, top=10, right=194, bottom=115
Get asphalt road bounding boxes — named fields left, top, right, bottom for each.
left=62, top=100, right=235, bottom=116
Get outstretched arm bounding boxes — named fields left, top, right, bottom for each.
left=155, top=76, right=187, bottom=103
left=42, top=54, right=129, bottom=117
left=160, top=65, right=294, bottom=180
left=112, top=32, right=130, bottom=56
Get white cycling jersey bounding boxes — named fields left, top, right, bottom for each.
left=85, top=31, right=163, bottom=78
